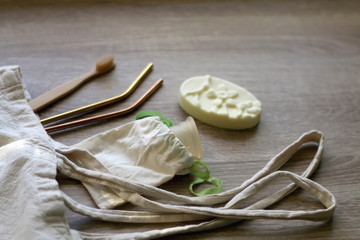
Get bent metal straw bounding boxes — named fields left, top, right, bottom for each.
left=41, top=62, right=154, bottom=125
left=45, top=78, right=163, bottom=133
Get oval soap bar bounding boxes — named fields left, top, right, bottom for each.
left=179, top=75, right=262, bottom=129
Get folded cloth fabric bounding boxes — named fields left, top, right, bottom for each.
left=0, top=66, right=336, bottom=240
left=0, top=66, right=72, bottom=239
left=56, top=117, right=194, bottom=209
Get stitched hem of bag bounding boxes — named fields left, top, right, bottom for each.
left=0, top=66, right=22, bottom=90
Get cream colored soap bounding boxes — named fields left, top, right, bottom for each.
left=179, top=75, right=262, bottom=129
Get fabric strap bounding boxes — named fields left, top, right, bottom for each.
left=56, top=130, right=336, bottom=239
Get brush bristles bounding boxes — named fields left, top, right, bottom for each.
left=96, top=55, right=115, bottom=73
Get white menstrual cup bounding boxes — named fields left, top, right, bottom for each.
left=170, top=117, right=203, bottom=159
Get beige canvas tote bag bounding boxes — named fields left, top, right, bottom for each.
left=0, top=66, right=335, bottom=240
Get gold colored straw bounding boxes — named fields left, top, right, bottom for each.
left=45, top=78, right=163, bottom=133
left=41, top=62, right=153, bottom=125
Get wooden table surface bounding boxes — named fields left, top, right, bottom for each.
left=1, top=0, right=359, bottom=239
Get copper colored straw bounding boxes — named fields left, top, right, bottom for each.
left=45, top=78, right=163, bottom=133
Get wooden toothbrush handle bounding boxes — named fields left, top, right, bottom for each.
left=29, top=69, right=97, bottom=112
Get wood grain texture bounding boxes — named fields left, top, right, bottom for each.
left=1, top=0, right=359, bottom=239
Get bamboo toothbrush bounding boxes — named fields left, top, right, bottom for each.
left=29, top=55, right=115, bottom=112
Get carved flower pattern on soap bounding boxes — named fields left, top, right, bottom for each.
left=206, top=84, right=239, bottom=111
left=203, top=79, right=261, bottom=118
left=184, top=75, right=261, bottom=119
